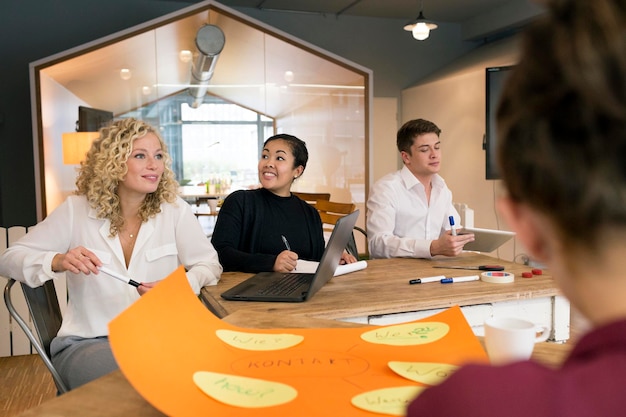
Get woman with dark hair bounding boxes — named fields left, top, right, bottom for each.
left=212, top=133, right=355, bottom=272
left=0, top=118, right=222, bottom=390
left=407, top=0, right=626, bottom=415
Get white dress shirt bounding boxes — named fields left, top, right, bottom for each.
left=0, top=195, right=222, bottom=338
left=367, top=166, right=459, bottom=259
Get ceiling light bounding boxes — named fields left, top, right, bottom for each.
left=120, top=68, right=132, bottom=80
left=179, top=50, right=193, bottom=63
left=403, top=3, right=438, bottom=41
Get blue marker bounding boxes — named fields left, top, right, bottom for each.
left=441, top=275, right=479, bottom=284
left=449, top=215, right=457, bottom=236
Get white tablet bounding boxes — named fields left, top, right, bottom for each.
left=458, top=227, right=516, bottom=253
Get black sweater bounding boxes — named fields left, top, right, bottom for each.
left=211, top=188, right=325, bottom=272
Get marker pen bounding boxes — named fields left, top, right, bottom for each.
left=99, top=266, right=142, bottom=288
left=449, top=216, right=457, bottom=236
left=440, top=275, right=479, bottom=284
left=409, top=275, right=446, bottom=284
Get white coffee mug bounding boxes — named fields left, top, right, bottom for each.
left=484, top=317, right=550, bottom=365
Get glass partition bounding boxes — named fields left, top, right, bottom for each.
left=32, top=2, right=370, bottom=224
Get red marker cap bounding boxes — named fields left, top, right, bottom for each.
left=532, top=268, right=543, bottom=275
left=521, top=272, right=533, bottom=278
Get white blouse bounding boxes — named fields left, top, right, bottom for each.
left=0, top=195, right=222, bottom=338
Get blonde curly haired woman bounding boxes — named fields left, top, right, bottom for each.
left=0, top=118, right=222, bottom=390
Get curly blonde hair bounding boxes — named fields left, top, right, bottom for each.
left=75, top=118, right=179, bottom=237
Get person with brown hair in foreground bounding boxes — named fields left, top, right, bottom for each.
left=407, top=0, right=626, bottom=415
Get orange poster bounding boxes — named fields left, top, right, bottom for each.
left=109, top=266, right=487, bottom=416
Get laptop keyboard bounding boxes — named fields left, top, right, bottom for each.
left=258, top=273, right=309, bottom=296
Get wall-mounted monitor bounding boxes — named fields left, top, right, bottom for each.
left=485, top=65, right=514, bottom=180
left=77, top=106, right=114, bottom=132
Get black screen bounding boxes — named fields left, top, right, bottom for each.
left=77, top=106, right=114, bottom=132
left=485, top=66, right=514, bottom=180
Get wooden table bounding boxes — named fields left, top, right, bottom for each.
left=201, top=253, right=570, bottom=341
left=178, top=186, right=227, bottom=204
left=178, top=186, right=226, bottom=219
left=16, top=310, right=572, bottom=417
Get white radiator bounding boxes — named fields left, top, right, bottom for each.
left=0, top=226, right=68, bottom=357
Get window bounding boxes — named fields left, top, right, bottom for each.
left=120, top=94, right=274, bottom=191
left=33, top=3, right=368, bottom=220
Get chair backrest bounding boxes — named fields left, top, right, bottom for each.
left=316, top=199, right=356, bottom=226
left=292, top=192, right=331, bottom=209
left=315, top=199, right=366, bottom=258
left=4, top=278, right=68, bottom=393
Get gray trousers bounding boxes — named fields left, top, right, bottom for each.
left=50, top=335, right=119, bottom=390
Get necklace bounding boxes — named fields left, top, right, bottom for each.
left=122, top=221, right=141, bottom=241
left=128, top=225, right=140, bottom=239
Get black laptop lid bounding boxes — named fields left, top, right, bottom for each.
left=305, top=209, right=359, bottom=299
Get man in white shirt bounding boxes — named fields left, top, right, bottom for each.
left=367, top=119, right=474, bottom=258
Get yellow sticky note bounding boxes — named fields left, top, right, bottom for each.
left=216, top=329, right=304, bottom=351
left=193, top=371, right=298, bottom=408
left=361, top=322, right=449, bottom=346
left=351, top=386, right=424, bottom=416
left=388, top=361, right=458, bottom=385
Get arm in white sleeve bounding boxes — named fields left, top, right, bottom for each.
left=0, top=199, right=74, bottom=287
left=366, top=181, right=433, bottom=259
left=175, top=201, right=222, bottom=294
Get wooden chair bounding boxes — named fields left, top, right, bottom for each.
left=292, top=192, right=331, bottom=209
left=316, top=199, right=367, bottom=259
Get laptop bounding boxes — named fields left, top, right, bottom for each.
left=220, top=210, right=359, bottom=302
left=459, top=227, right=516, bottom=253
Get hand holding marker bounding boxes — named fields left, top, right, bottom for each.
left=449, top=215, right=457, bottom=236
left=99, top=266, right=143, bottom=288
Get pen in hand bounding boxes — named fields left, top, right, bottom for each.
left=281, top=235, right=296, bottom=271
left=99, top=266, right=143, bottom=288
left=281, top=235, right=291, bottom=251
left=449, top=216, right=457, bottom=236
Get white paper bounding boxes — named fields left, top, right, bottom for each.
left=295, top=260, right=368, bottom=276
left=334, top=260, right=368, bottom=276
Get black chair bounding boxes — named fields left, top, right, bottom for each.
left=4, top=278, right=68, bottom=394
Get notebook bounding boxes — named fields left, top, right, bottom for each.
left=460, top=227, right=516, bottom=253
left=220, top=210, right=359, bottom=302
